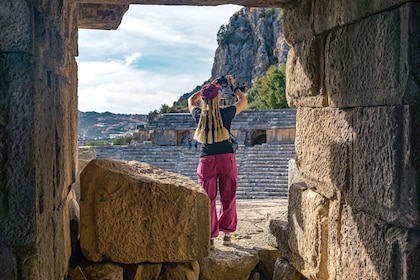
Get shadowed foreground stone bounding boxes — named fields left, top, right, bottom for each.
left=199, top=250, right=259, bottom=280
left=80, top=159, right=210, bottom=264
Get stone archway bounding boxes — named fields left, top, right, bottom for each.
left=251, top=129, right=267, bottom=145
left=1, top=1, right=419, bottom=279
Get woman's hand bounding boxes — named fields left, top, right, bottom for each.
left=226, top=75, right=235, bottom=87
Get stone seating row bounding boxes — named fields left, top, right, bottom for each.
left=146, top=109, right=297, bottom=130
left=92, top=143, right=295, bottom=199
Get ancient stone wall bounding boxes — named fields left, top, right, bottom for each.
left=0, top=0, right=79, bottom=279
left=283, top=1, right=420, bottom=279
left=1, top=0, right=419, bottom=279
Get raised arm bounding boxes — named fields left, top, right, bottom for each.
left=226, top=75, right=247, bottom=115
left=188, top=90, right=201, bottom=113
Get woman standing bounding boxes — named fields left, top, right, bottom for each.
left=188, top=75, right=247, bottom=249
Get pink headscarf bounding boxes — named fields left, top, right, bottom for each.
left=200, top=84, right=220, bottom=100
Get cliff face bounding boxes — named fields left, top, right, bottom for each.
left=211, top=7, right=289, bottom=91
left=172, top=7, right=287, bottom=108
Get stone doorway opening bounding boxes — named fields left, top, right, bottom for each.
left=251, top=129, right=267, bottom=145
left=76, top=4, right=241, bottom=117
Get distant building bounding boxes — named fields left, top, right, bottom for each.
left=133, top=109, right=296, bottom=146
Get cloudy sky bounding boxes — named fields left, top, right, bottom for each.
left=76, top=4, right=242, bottom=115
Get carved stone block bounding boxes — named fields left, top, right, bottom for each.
left=80, top=159, right=210, bottom=263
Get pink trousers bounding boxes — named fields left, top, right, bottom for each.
left=197, top=153, right=238, bottom=238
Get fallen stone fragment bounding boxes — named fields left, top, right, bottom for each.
left=80, top=159, right=210, bottom=264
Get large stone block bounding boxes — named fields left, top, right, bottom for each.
left=288, top=183, right=329, bottom=279
left=295, top=107, right=351, bottom=199
left=78, top=4, right=129, bottom=30
left=80, top=159, right=210, bottom=263
left=325, top=3, right=420, bottom=107
left=313, top=0, right=416, bottom=34
left=82, top=262, right=123, bottom=280
left=347, top=105, right=420, bottom=228
left=0, top=243, right=17, bottom=279
left=286, top=38, right=328, bottom=108
left=282, top=0, right=314, bottom=44
left=269, top=219, right=291, bottom=259
left=199, top=251, right=259, bottom=280
left=296, top=106, right=420, bottom=228
left=282, top=0, right=417, bottom=44
left=0, top=52, right=36, bottom=246
left=272, top=257, right=307, bottom=280
left=0, top=0, right=32, bottom=51
left=157, top=261, right=200, bottom=280
left=328, top=203, right=420, bottom=279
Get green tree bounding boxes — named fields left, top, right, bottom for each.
left=86, top=139, right=110, bottom=146
left=159, top=104, right=170, bottom=113
left=246, top=78, right=263, bottom=110
left=112, top=135, right=133, bottom=145
left=247, top=65, right=288, bottom=109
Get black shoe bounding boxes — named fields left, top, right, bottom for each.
left=222, top=233, right=231, bottom=246
left=210, top=238, right=215, bottom=250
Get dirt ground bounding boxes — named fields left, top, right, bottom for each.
left=211, top=198, right=288, bottom=252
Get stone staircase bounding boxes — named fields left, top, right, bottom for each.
left=92, top=143, right=295, bottom=199
left=236, top=143, right=295, bottom=198
left=145, top=109, right=297, bottom=130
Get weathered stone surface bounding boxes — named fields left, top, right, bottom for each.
left=255, top=248, right=280, bottom=280
left=64, top=190, right=78, bottom=273
left=0, top=52, right=36, bottom=246
left=66, top=189, right=82, bottom=266
left=283, top=0, right=417, bottom=42
left=199, top=250, right=259, bottom=280
left=78, top=3, right=129, bottom=30
left=287, top=159, right=303, bottom=188
left=288, top=183, right=329, bottom=279
left=0, top=0, right=31, bottom=51
left=80, top=159, right=210, bottom=263
left=125, top=263, right=162, bottom=280
left=0, top=243, right=17, bottom=279
left=295, top=107, right=351, bottom=200
left=269, top=219, right=291, bottom=259
left=159, top=261, right=200, bottom=280
left=67, top=266, right=87, bottom=280
left=286, top=38, right=327, bottom=108
left=314, top=0, right=416, bottom=34
left=296, top=106, right=420, bottom=228
left=82, top=262, right=123, bottom=280
left=328, top=203, right=420, bottom=279
left=325, top=3, right=420, bottom=108
left=282, top=0, right=314, bottom=44
left=78, top=146, right=96, bottom=161
left=286, top=3, right=420, bottom=109
left=347, top=105, right=420, bottom=228
left=272, top=257, right=307, bottom=280
left=0, top=28, right=73, bottom=278
left=72, top=159, right=90, bottom=204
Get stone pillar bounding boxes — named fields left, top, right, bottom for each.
left=0, top=0, right=78, bottom=279
left=284, top=0, right=420, bottom=279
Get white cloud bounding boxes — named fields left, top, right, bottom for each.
left=77, top=4, right=242, bottom=114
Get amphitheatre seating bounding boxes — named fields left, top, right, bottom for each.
left=92, top=142, right=295, bottom=199
left=231, top=109, right=296, bottom=129
left=146, top=109, right=297, bottom=130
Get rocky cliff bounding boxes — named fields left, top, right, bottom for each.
left=211, top=7, right=288, bottom=91
left=173, top=7, right=288, bottom=108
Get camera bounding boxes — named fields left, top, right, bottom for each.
left=217, top=75, right=236, bottom=107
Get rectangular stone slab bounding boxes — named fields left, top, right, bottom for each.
left=325, top=3, right=420, bottom=107
left=80, top=159, right=210, bottom=263
left=295, top=106, right=420, bottom=228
